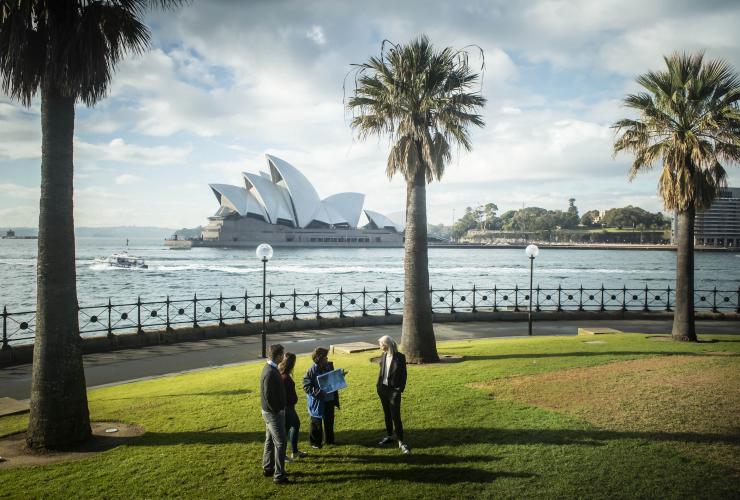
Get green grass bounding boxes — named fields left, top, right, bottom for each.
left=1, top=333, right=739, bottom=498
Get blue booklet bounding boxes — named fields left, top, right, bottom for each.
left=317, top=369, right=347, bottom=393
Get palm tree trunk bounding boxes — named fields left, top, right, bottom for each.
left=671, top=207, right=697, bottom=341
left=26, top=82, right=91, bottom=449
left=400, top=169, right=439, bottom=363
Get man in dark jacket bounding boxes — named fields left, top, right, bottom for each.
left=376, top=335, right=410, bottom=454
left=261, top=344, right=288, bottom=484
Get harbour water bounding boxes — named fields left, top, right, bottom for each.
left=1, top=237, right=738, bottom=312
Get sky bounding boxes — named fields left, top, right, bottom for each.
left=1, top=0, right=740, bottom=228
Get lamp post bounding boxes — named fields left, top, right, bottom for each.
left=525, top=244, right=539, bottom=336
left=256, top=243, right=273, bottom=358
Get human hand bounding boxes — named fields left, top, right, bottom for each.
left=342, top=369, right=349, bottom=376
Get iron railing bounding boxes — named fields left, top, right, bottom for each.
left=3, top=284, right=739, bottom=348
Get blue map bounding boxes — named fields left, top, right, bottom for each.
left=317, top=369, right=347, bottom=393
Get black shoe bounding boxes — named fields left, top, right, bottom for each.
left=263, top=470, right=274, bottom=477
left=378, top=436, right=394, bottom=445
left=273, top=476, right=290, bottom=485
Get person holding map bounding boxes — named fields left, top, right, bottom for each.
left=376, top=335, right=410, bottom=454
left=302, top=347, right=344, bottom=448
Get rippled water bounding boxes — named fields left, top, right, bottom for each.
left=1, top=237, right=738, bottom=311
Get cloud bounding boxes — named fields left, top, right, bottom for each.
left=0, top=183, right=39, bottom=199
left=115, top=174, right=142, bottom=185
left=307, top=25, right=327, bottom=45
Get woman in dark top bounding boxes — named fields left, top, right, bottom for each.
left=302, top=347, right=341, bottom=448
left=279, top=352, right=307, bottom=461
left=377, top=335, right=410, bottom=454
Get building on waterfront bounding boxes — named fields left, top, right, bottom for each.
left=694, top=187, right=740, bottom=247
left=178, top=154, right=404, bottom=248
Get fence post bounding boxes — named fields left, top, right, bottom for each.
left=578, top=286, right=584, bottom=311
left=385, top=286, right=389, bottom=316
left=193, top=293, right=198, bottom=328
left=293, top=289, right=298, bottom=320
left=557, top=285, right=562, bottom=312
left=622, top=285, right=627, bottom=311
left=166, top=295, right=171, bottom=330
left=269, top=291, right=273, bottom=321
left=712, top=286, right=718, bottom=313
left=316, top=289, right=321, bottom=319
left=137, top=296, right=143, bottom=334
left=643, top=284, right=649, bottom=312
left=514, top=285, right=519, bottom=312
left=219, top=292, right=224, bottom=326
left=535, top=285, right=541, bottom=312
left=107, top=299, right=113, bottom=338
left=472, top=285, right=477, bottom=313
left=736, top=285, right=740, bottom=314
left=493, top=285, right=498, bottom=312
left=450, top=285, right=455, bottom=314
left=665, top=286, right=671, bottom=312
left=339, top=287, right=345, bottom=318
left=600, top=284, right=605, bottom=312
left=1, top=306, right=8, bottom=350
left=244, top=290, right=249, bottom=324
left=362, top=287, right=367, bottom=316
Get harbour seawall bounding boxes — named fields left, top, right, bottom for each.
left=1, top=309, right=737, bottom=368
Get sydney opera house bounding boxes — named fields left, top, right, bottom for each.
left=184, top=154, right=404, bottom=248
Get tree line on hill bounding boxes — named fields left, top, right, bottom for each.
left=429, top=200, right=671, bottom=240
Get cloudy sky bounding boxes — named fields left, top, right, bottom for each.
left=2, top=0, right=740, bottom=228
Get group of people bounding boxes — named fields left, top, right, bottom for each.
left=259, top=336, right=409, bottom=484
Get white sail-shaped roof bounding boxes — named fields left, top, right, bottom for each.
left=266, top=154, right=321, bottom=228
left=309, top=202, right=349, bottom=227
left=322, top=193, right=365, bottom=229
left=364, top=209, right=404, bottom=232
left=209, top=184, right=267, bottom=220
left=242, top=172, right=296, bottom=226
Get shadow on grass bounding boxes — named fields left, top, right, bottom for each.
left=99, top=389, right=251, bottom=401
left=131, top=427, right=740, bottom=448
left=461, top=350, right=739, bottom=361
left=291, top=466, right=535, bottom=484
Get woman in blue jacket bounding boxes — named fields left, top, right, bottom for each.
left=302, top=347, right=340, bottom=448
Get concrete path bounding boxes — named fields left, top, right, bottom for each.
left=1, top=319, right=737, bottom=401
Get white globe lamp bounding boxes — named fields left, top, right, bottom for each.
left=256, top=243, right=273, bottom=262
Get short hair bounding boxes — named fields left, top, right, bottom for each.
left=279, top=352, right=296, bottom=375
left=378, top=335, right=398, bottom=356
left=268, top=344, right=284, bottom=362
left=311, top=347, right=329, bottom=364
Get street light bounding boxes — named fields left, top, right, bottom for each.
left=525, top=244, right=539, bottom=336
left=256, top=243, right=273, bottom=358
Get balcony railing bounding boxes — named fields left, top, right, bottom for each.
left=3, top=284, right=739, bottom=348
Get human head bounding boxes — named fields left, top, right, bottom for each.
left=378, top=335, right=398, bottom=356
left=268, top=344, right=285, bottom=364
left=312, top=347, right=329, bottom=366
left=279, top=352, right=296, bottom=375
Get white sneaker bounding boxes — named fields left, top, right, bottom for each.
left=378, top=436, right=394, bottom=445
left=399, top=443, right=411, bottom=454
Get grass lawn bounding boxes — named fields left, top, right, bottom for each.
left=1, top=332, right=738, bottom=498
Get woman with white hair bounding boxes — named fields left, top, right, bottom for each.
left=376, top=335, right=410, bottom=454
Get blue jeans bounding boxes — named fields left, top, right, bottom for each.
left=261, top=409, right=287, bottom=480
left=285, top=405, right=301, bottom=454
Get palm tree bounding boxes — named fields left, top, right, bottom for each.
left=0, top=0, right=185, bottom=449
left=613, top=52, right=740, bottom=341
left=347, top=36, right=486, bottom=362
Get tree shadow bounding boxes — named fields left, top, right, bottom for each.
left=129, top=426, right=739, bottom=449
left=98, top=389, right=251, bottom=401
left=461, top=351, right=738, bottom=362
left=293, top=466, right=536, bottom=484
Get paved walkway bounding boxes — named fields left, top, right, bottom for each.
left=1, top=319, right=738, bottom=401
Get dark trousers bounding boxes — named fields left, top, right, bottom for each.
left=285, top=405, right=301, bottom=454
left=377, top=384, right=403, bottom=441
left=309, top=403, right=335, bottom=446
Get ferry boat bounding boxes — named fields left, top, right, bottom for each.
left=94, top=251, right=148, bottom=269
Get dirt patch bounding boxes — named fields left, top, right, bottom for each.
left=473, top=355, right=740, bottom=470
left=0, top=421, right=145, bottom=469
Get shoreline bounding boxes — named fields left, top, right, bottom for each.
left=431, top=243, right=737, bottom=252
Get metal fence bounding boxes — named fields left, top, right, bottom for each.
left=3, top=284, right=739, bottom=348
